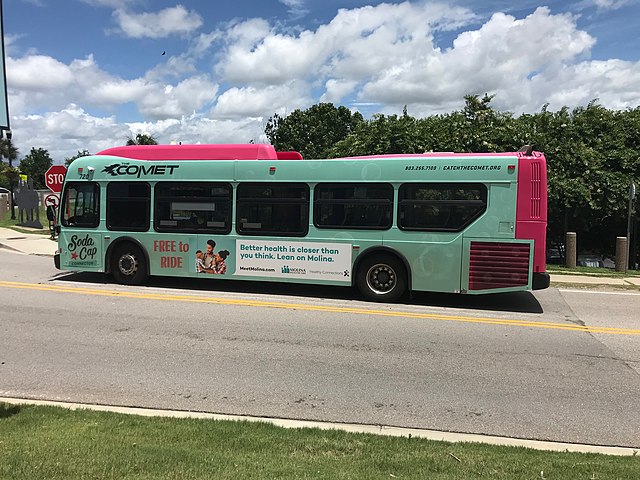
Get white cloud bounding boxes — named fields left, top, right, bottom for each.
left=592, top=0, right=631, bottom=10
left=7, top=2, right=640, bottom=161
left=279, top=0, right=309, bottom=18
left=12, top=105, right=131, bottom=161
left=212, top=82, right=311, bottom=119
left=79, top=0, right=136, bottom=7
left=113, top=5, right=203, bottom=39
left=6, top=53, right=217, bottom=119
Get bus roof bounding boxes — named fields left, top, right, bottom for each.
left=95, top=144, right=540, bottom=162
left=96, top=144, right=303, bottom=161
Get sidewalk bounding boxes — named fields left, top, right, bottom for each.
left=0, top=227, right=57, bottom=256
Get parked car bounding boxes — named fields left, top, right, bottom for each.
left=546, top=244, right=565, bottom=265
left=577, top=255, right=605, bottom=268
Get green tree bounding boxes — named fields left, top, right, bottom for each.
left=18, top=147, right=53, bottom=189
left=0, top=138, right=19, bottom=189
left=64, top=149, right=91, bottom=167
left=265, top=103, right=364, bottom=159
left=0, top=161, right=20, bottom=190
left=126, top=133, right=158, bottom=145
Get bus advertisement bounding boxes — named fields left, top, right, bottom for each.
left=54, top=144, right=549, bottom=302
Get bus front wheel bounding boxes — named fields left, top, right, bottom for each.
left=356, top=254, right=407, bottom=303
left=111, top=243, right=148, bottom=285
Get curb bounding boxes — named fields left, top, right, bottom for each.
left=1, top=397, right=637, bottom=456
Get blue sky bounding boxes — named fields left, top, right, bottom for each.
left=4, top=0, right=640, bottom=161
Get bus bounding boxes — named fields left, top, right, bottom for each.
left=54, top=144, right=549, bottom=302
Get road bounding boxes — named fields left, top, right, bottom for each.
left=1, top=249, right=639, bottom=447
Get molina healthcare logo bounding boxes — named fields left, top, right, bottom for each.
left=281, top=265, right=306, bottom=275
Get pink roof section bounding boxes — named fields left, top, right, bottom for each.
left=96, top=144, right=302, bottom=161
left=96, top=144, right=540, bottom=161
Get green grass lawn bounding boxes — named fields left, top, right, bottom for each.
left=0, top=205, right=50, bottom=234
left=0, top=404, right=637, bottom=479
left=547, top=264, right=640, bottom=277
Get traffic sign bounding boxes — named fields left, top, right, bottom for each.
left=45, top=165, right=67, bottom=193
left=44, top=193, right=60, bottom=209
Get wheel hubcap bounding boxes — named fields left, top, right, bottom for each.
left=366, top=263, right=397, bottom=295
left=118, top=253, right=138, bottom=276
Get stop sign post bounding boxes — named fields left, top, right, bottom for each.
left=45, top=165, right=67, bottom=193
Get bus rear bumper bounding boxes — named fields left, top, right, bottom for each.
left=532, top=272, right=550, bottom=290
left=54, top=253, right=60, bottom=270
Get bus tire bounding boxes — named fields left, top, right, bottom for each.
left=356, top=254, right=407, bottom=303
left=111, top=243, right=148, bottom=285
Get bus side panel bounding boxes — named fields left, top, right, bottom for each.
left=383, top=230, right=464, bottom=293
left=58, top=229, right=105, bottom=272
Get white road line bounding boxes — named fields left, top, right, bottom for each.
left=559, top=288, right=640, bottom=296
left=0, top=396, right=637, bottom=456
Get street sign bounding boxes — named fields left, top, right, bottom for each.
left=45, top=165, right=67, bottom=193
left=44, top=193, right=60, bottom=209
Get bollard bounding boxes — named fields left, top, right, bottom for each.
left=615, top=237, right=628, bottom=273
left=565, top=232, right=577, bottom=268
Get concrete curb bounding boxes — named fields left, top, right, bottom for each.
left=1, top=397, right=637, bottom=456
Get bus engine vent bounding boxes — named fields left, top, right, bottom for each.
left=530, top=161, right=541, bottom=219
left=469, top=242, right=530, bottom=290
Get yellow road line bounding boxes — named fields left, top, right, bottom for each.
left=1, top=280, right=639, bottom=336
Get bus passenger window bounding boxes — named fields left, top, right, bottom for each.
left=155, top=182, right=232, bottom=234
left=314, top=183, right=393, bottom=230
left=61, top=182, right=100, bottom=228
left=398, top=183, right=487, bottom=232
left=236, top=183, right=309, bottom=236
left=107, top=182, right=150, bottom=232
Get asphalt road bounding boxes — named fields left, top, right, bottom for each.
left=1, top=249, right=639, bottom=447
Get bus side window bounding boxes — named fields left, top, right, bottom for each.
left=398, top=183, right=487, bottom=232
left=236, top=183, right=309, bottom=237
left=314, top=183, right=393, bottom=230
left=107, top=182, right=150, bottom=232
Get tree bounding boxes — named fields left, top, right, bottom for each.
left=126, top=133, right=158, bottom=145
left=18, top=147, right=53, bottom=189
left=0, top=161, right=19, bottom=190
left=65, top=149, right=91, bottom=167
left=0, top=138, right=19, bottom=189
left=265, top=103, right=364, bottom=159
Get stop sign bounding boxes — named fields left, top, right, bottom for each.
left=45, top=165, right=67, bottom=193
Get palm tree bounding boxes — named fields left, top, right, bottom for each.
left=0, top=137, right=18, bottom=165
left=126, top=133, right=158, bottom=146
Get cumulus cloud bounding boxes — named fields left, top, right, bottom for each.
left=7, top=2, right=640, bottom=160
left=279, top=0, right=310, bottom=18
left=11, top=105, right=131, bottom=161
left=212, top=82, right=311, bottom=119
left=113, top=5, right=203, bottom=39
left=7, top=53, right=217, bottom=118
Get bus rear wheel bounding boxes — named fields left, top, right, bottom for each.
left=111, top=243, right=148, bottom=285
left=356, top=254, right=407, bottom=303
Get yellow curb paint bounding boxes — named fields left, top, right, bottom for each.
left=1, top=280, right=639, bottom=336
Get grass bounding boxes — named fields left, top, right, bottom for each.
left=0, top=205, right=51, bottom=235
left=547, top=264, right=640, bottom=277
left=0, top=404, right=637, bottom=479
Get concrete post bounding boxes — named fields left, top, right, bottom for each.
left=615, top=237, right=628, bottom=273
left=565, top=232, right=577, bottom=268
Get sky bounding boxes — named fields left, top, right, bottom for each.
left=3, top=0, right=640, bottom=163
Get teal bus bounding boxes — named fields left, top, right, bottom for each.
left=54, top=144, right=549, bottom=302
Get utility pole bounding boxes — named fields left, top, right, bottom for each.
left=628, top=181, right=636, bottom=270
